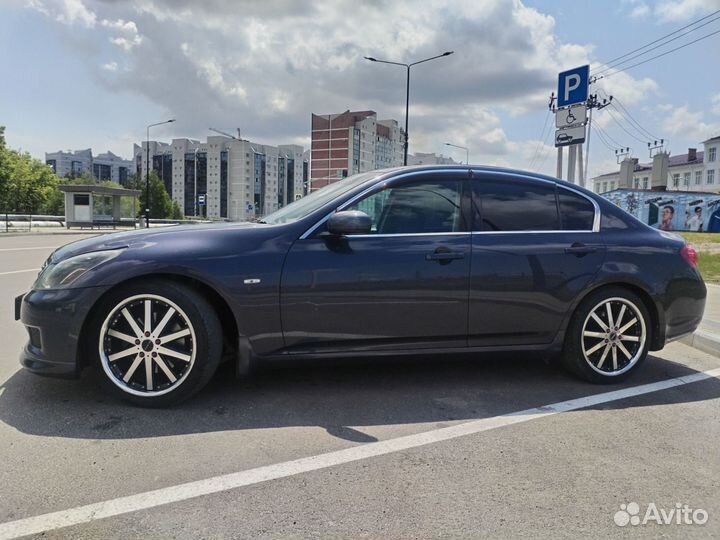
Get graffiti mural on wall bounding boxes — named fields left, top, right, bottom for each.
left=602, top=190, right=720, bottom=233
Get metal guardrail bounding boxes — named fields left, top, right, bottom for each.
left=1, top=214, right=65, bottom=232
left=1, top=214, right=218, bottom=232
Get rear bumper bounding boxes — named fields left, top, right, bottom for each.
left=661, top=278, right=706, bottom=346
left=16, top=286, right=109, bottom=378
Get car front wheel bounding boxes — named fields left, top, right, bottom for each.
left=563, top=287, right=650, bottom=383
left=91, top=280, right=222, bottom=407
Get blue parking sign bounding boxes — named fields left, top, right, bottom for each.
left=557, top=65, right=589, bottom=108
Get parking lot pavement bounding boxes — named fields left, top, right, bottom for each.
left=1, top=234, right=719, bottom=539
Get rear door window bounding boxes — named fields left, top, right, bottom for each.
left=473, top=178, right=559, bottom=231
left=557, top=188, right=595, bottom=231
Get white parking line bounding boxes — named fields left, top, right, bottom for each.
left=1, top=367, right=719, bottom=540
left=0, top=268, right=39, bottom=277
left=0, top=247, right=56, bottom=252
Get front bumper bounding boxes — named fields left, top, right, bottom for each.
left=16, top=286, right=109, bottom=378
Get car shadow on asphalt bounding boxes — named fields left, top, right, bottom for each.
left=0, top=352, right=718, bottom=442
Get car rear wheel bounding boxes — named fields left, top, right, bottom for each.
left=563, top=287, right=650, bottom=383
left=90, top=280, right=222, bottom=407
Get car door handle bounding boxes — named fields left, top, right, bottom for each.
left=426, top=250, right=465, bottom=261
left=565, top=242, right=597, bottom=256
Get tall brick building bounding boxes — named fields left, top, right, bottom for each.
left=310, top=110, right=405, bottom=191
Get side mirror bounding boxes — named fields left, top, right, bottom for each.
left=326, top=210, right=372, bottom=236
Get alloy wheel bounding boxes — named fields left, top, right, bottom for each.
left=99, top=294, right=197, bottom=397
left=581, top=297, right=646, bottom=376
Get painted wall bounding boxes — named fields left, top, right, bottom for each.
left=602, top=190, right=720, bottom=233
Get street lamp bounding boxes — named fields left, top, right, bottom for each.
left=444, top=142, right=469, bottom=165
left=145, top=119, right=175, bottom=228
left=364, top=51, right=453, bottom=166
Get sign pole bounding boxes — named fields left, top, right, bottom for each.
left=556, top=147, right=563, bottom=180
left=577, top=143, right=585, bottom=187
left=584, top=106, right=593, bottom=188
left=567, top=144, right=577, bottom=184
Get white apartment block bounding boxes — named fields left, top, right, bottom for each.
left=407, top=152, right=459, bottom=166
left=45, top=149, right=133, bottom=185
left=133, top=136, right=307, bottom=221
left=592, top=136, right=720, bottom=194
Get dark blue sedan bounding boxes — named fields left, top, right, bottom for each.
left=15, top=166, right=706, bottom=406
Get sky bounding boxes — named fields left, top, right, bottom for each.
left=1, top=0, right=719, bottom=180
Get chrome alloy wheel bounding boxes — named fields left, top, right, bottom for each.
left=99, top=294, right=197, bottom=397
left=581, top=297, right=647, bottom=376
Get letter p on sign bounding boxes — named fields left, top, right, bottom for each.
left=557, top=65, right=589, bottom=108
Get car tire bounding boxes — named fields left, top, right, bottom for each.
left=562, top=287, right=651, bottom=384
left=88, top=279, right=222, bottom=407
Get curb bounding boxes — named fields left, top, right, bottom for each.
left=681, top=330, right=720, bottom=357
left=0, top=231, right=111, bottom=237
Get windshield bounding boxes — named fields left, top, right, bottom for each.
left=262, top=171, right=382, bottom=224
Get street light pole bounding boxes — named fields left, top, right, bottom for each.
left=444, top=142, right=469, bottom=165
left=145, top=119, right=175, bottom=228
left=404, top=65, right=410, bottom=166
left=364, top=51, right=453, bottom=166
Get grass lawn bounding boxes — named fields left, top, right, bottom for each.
left=697, top=253, right=720, bottom=284
left=677, top=232, right=720, bottom=284
left=677, top=232, right=720, bottom=245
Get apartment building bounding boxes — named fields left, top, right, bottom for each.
left=45, top=149, right=133, bottom=185
left=133, top=136, right=307, bottom=221
left=310, top=110, right=405, bottom=191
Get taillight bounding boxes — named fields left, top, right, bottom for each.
left=681, top=245, right=699, bottom=269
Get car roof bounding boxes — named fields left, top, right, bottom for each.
left=376, top=164, right=591, bottom=195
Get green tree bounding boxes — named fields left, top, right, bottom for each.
left=170, top=200, right=184, bottom=220
left=0, top=127, right=60, bottom=214
left=135, top=171, right=175, bottom=219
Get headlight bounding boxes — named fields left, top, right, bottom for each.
left=34, top=249, right=124, bottom=290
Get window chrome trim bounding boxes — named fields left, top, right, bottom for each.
left=470, top=169, right=601, bottom=233
left=300, top=168, right=602, bottom=239
left=342, top=232, right=471, bottom=239
left=472, top=229, right=597, bottom=235
left=299, top=169, right=470, bottom=239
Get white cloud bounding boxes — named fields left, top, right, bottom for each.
left=654, top=0, right=720, bottom=22
left=594, top=71, right=658, bottom=106
left=18, top=0, right=659, bottom=173
left=25, top=0, right=49, bottom=16
left=712, top=93, right=720, bottom=115
left=55, top=0, right=95, bottom=27
left=22, top=0, right=96, bottom=27
left=101, top=18, right=143, bottom=50
left=630, top=2, right=651, bottom=17
left=110, top=35, right=143, bottom=50
left=661, top=104, right=720, bottom=142
left=101, top=18, right=138, bottom=34
left=102, top=61, right=118, bottom=72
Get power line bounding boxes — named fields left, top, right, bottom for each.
left=610, top=96, right=660, bottom=140
left=602, top=28, right=720, bottom=79
left=527, top=109, right=551, bottom=170
left=534, top=127, right=556, bottom=172
left=604, top=105, right=649, bottom=143
left=605, top=99, right=653, bottom=141
left=596, top=9, right=720, bottom=71
left=594, top=123, right=624, bottom=148
left=595, top=12, right=720, bottom=75
left=592, top=124, right=618, bottom=152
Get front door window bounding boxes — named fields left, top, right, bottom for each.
left=347, top=179, right=466, bottom=234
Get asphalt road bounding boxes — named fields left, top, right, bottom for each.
left=0, top=233, right=719, bottom=539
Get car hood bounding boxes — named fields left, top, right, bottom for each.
left=50, top=222, right=264, bottom=262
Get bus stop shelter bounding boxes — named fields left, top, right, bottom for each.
left=59, top=185, right=141, bottom=229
